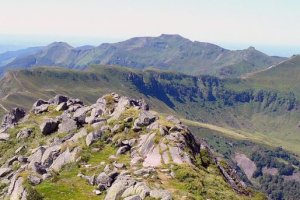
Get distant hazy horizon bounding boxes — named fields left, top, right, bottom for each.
left=0, top=33, right=299, bottom=57
left=1, top=0, right=299, bottom=56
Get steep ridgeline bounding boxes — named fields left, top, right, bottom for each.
left=0, top=93, right=265, bottom=200
left=3, top=34, right=285, bottom=77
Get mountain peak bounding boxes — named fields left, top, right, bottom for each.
left=247, top=46, right=256, bottom=51
left=159, top=34, right=185, bottom=39
left=46, top=42, right=73, bottom=49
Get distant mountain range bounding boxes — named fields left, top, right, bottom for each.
left=0, top=34, right=286, bottom=77
left=0, top=46, right=299, bottom=200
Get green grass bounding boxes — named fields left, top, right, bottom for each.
left=183, top=117, right=300, bottom=156
left=36, top=164, right=104, bottom=200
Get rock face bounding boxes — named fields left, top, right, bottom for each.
left=1, top=107, right=25, bottom=130
left=0, top=93, right=253, bottom=200
left=40, top=119, right=59, bottom=135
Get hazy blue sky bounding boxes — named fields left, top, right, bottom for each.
left=0, top=0, right=299, bottom=56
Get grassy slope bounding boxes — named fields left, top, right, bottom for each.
left=227, top=55, right=300, bottom=99
left=0, top=65, right=299, bottom=157
left=0, top=66, right=175, bottom=115
left=182, top=118, right=300, bottom=156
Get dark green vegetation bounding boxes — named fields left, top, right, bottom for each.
left=190, top=125, right=300, bottom=200
left=2, top=34, right=285, bottom=77
left=259, top=175, right=300, bottom=200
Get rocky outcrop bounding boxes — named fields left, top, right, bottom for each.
left=1, top=108, right=25, bottom=130
left=40, top=119, right=59, bottom=135
left=0, top=93, right=252, bottom=200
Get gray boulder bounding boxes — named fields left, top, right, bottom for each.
left=150, top=189, right=172, bottom=200
left=32, top=99, right=48, bottom=107
left=86, top=130, right=102, bottom=146
left=32, top=104, right=49, bottom=114
left=49, top=95, right=69, bottom=105
left=41, top=144, right=61, bottom=167
left=0, top=167, right=12, bottom=177
left=68, top=128, right=88, bottom=143
left=32, top=162, right=47, bottom=175
left=28, top=175, right=42, bottom=185
left=96, top=172, right=113, bottom=189
left=123, top=195, right=142, bottom=200
left=28, top=146, right=46, bottom=169
left=135, top=111, right=156, bottom=127
left=67, top=98, right=83, bottom=107
left=1, top=107, right=25, bottom=129
left=136, top=99, right=149, bottom=110
left=116, top=145, right=130, bottom=155
left=40, top=119, right=59, bottom=135
left=16, top=128, right=33, bottom=139
left=58, top=118, right=77, bottom=133
left=111, top=124, right=124, bottom=134
left=73, top=106, right=91, bottom=124
left=122, top=182, right=150, bottom=199
left=0, top=133, right=9, bottom=141
left=50, top=147, right=80, bottom=172
left=8, top=176, right=26, bottom=200
left=110, top=97, right=130, bottom=120
left=55, top=102, right=68, bottom=111
left=105, top=176, right=135, bottom=200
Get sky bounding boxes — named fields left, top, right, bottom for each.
left=0, top=0, right=300, bottom=56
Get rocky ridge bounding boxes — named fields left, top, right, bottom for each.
left=0, top=93, right=262, bottom=200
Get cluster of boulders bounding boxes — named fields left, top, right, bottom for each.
left=0, top=93, right=249, bottom=200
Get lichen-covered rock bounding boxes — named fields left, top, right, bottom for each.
left=135, top=111, right=156, bottom=126
left=58, top=118, right=77, bottom=133
left=105, top=175, right=135, bottom=200
left=50, top=147, right=80, bottom=172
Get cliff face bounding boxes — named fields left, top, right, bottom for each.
left=0, top=93, right=265, bottom=200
